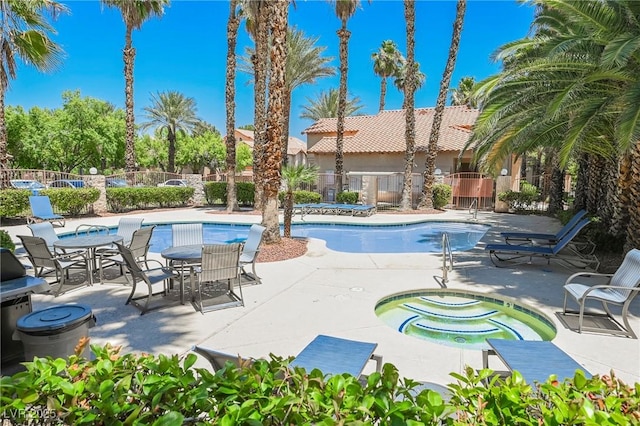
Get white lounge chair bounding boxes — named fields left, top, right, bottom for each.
left=563, top=248, right=640, bottom=338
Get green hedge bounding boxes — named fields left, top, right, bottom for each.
left=278, top=190, right=322, bottom=205
left=204, top=182, right=255, bottom=206
left=41, top=188, right=100, bottom=216
left=0, top=189, right=30, bottom=217
left=107, top=187, right=194, bottom=212
left=498, top=182, right=540, bottom=212
left=433, top=183, right=453, bottom=209
left=337, top=191, right=359, bottom=204
left=2, top=344, right=638, bottom=425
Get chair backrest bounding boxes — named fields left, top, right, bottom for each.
left=172, top=223, right=203, bottom=247
left=200, top=243, right=242, bottom=283
left=128, top=225, right=155, bottom=260
left=115, top=242, right=145, bottom=277
left=555, top=209, right=588, bottom=239
left=551, top=218, right=592, bottom=255
left=191, top=345, right=252, bottom=371
left=118, top=218, right=144, bottom=243
left=29, top=195, right=55, bottom=217
left=18, top=235, right=56, bottom=271
left=609, top=249, right=640, bottom=300
left=242, top=224, right=266, bottom=262
left=28, top=222, right=59, bottom=248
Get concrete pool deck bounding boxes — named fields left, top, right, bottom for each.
left=3, top=208, right=639, bottom=386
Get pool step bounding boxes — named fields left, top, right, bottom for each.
left=410, top=319, right=500, bottom=335
left=402, top=303, right=498, bottom=321
left=418, top=296, right=481, bottom=308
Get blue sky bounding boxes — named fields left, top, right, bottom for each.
left=6, top=0, right=534, bottom=140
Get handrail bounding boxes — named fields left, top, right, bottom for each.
left=469, top=198, right=478, bottom=219
left=442, top=232, right=453, bottom=284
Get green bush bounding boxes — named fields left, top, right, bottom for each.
left=432, top=183, right=452, bottom=209
left=106, top=187, right=194, bottom=212
left=204, top=182, right=255, bottom=206
left=337, top=191, right=358, bottom=204
left=0, top=189, right=30, bottom=218
left=278, top=190, right=322, bottom=205
left=236, top=182, right=255, bottom=205
left=41, top=188, right=100, bottom=216
left=0, top=230, right=15, bottom=251
left=498, top=182, right=540, bottom=212
left=2, top=344, right=638, bottom=425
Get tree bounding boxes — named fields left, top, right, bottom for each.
left=372, top=40, right=404, bottom=111
left=418, top=0, right=466, bottom=210
left=101, top=0, right=167, bottom=173
left=281, top=165, right=318, bottom=237
left=330, top=0, right=365, bottom=195
left=299, top=88, right=364, bottom=121
left=0, top=0, right=67, bottom=187
left=449, top=76, right=477, bottom=107
left=141, top=91, right=199, bottom=174
left=175, top=131, right=225, bottom=174
left=399, top=0, right=416, bottom=211
left=261, top=0, right=288, bottom=244
left=393, top=61, right=426, bottom=108
left=225, top=0, right=241, bottom=212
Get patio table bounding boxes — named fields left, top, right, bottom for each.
left=161, top=244, right=203, bottom=304
left=54, top=235, right=123, bottom=284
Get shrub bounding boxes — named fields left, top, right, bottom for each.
left=0, top=230, right=15, bottom=251
left=203, top=182, right=255, bottom=206
left=106, top=187, right=194, bottom=212
left=337, top=191, right=358, bottom=204
left=41, top=188, right=100, bottom=216
left=0, top=189, right=30, bottom=218
left=432, top=183, right=452, bottom=209
left=498, top=182, right=540, bottom=212
left=278, top=190, right=322, bottom=205
left=236, top=182, right=255, bottom=205
left=2, top=344, right=638, bottom=425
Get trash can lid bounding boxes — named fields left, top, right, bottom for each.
left=17, top=304, right=93, bottom=333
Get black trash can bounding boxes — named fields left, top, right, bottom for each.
left=13, top=304, right=96, bottom=361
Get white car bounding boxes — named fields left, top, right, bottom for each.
left=157, top=179, right=188, bottom=187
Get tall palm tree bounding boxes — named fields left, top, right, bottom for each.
left=225, top=0, right=241, bottom=212
left=102, top=0, right=167, bottom=174
left=330, top=0, right=364, bottom=195
left=141, top=91, right=198, bottom=173
left=393, top=61, right=426, bottom=109
left=418, top=0, right=466, bottom=210
left=399, top=0, right=416, bottom=211
left=372, top=40, right=404, bottom=111
left=449, top=76, right=477, bottom=107
left=0, top=0, right=67, bottom=188
left=261, top=0, right=288, bottom=244
left=300, top=88, right=364, bottom=121
left=281, top=164, right=318, bottom=237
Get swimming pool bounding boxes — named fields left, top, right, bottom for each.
left=142, top=221, right=489, bottom=254
left=375, top=290, right=557, bottom=350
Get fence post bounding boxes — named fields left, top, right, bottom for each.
left=495, top=175, right=510, bottom=213
left=87, top=174, right=107, bottom=214
left=184, top=174, right=205, bottom=206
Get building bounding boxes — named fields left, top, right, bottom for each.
left=234, top=129, right=308, bottom=167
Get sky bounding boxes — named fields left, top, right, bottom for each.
left=6, top=0, right=535, bottom=141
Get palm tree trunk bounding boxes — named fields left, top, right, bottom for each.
left=573, top=153, right=589, bottom=211
left=379, top=77, right=386, bottom=112
left=418, top=0, right=466, bottom=209
left=284, top=189, right=293, bottom=238
left=168, top=129, right=176, bottom=173
left=253, top=3, right=269, bottom=211
left=225, top=0, right=240, bottom=212
left=548, top=164, right=564, bottom=215
left=399, top=0, right=416, bottom=211
left=624, top=141, right=640, bottom=252
left=611, top=151, right=631, bottom=238
left=0, top=80, right=9, bottom=189
left=261, top=0, right=288, bottom=244
left=124, top=26, right=137, bottom=173
left=335, top=24, right=351, bottom=195
left=281, top=90, right=292, bottom=166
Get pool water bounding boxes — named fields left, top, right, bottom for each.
left=143, top=221, right=489, bottom=254
left=375, top=290, right=556, bottom=350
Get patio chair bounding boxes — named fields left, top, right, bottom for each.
left=172, top=223, right=203, bottom=247
left=239, top=224, right=266, bottom=284
left=191, top=345, right=254, bottom=371
left=191, top=243, right=244, bottom=313
left=115, top=217, right=144, bottom=245
left=18, top=235, right=90, bottom=296
left=501, top=209, right=587, bottom=245
left=28, top=222, right=64, bottom=253
left=563, top=248, right=640, bottom=339
left=27, top=195, right=65, bottom=227
left=485, top=218, right=599, bottom=270
left=98, top=225, right=155, bottom=283
left=116, top=241, right=179, bottom=315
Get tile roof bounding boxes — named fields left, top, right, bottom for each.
left=302, top=106, right=478, bottom=153
left=227, top=129, right=307, bottom=155
left=287, top=136, right=307, bottom=155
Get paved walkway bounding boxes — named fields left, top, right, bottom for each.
left=3, top=208, right=639, bottom=385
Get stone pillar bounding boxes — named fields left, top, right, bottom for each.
left=495, top=175, right=511, bottom=213
left=87, top=174, right=107, bottom=214
left=185, top=174, right=205, bottom=206
left=360, top=175, right=377, bottom=206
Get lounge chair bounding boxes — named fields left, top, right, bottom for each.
left=27, top=195, right=65, bottom=227
left=501, top=209, right=587, bottom=244
left=191, top=345, right=254, bottom=371
left=486, top=218, right=599, bottom=270
left=239, top=224, right=266, bottom=284
left=563, top=248, right=640, bottom=338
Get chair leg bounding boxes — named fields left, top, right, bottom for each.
left=578, top=299, right=586, bottom=334
left=621, top=300, right=637, bottom=339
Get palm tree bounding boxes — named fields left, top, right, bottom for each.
left=330, top=0, right=364, bottom=195
left=299, top=88, right=364, bottom=120
left=393, top=61, right=426, bottom=108
left=261, top=0, right=288, bottom=244
left=225, top=0, right=241, bottom=212
left=372, top=40, right=404, bottom=111
left=0, top=0, right=67, bottom=188
left=450, top=76, right=477, bottom=107
left=281, top=165, right=318, bottom=237
left=399, top=0, right=416, bottom=211
left=417, top=0, right=466, bottom=210
left=141, top=91, right=198, bottom=173
left=101, top=0, right=167, bottom=174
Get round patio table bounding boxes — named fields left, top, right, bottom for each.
left=161, top=244, right=203, bottom=304
left=54, top=235, right=123, bottom=284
